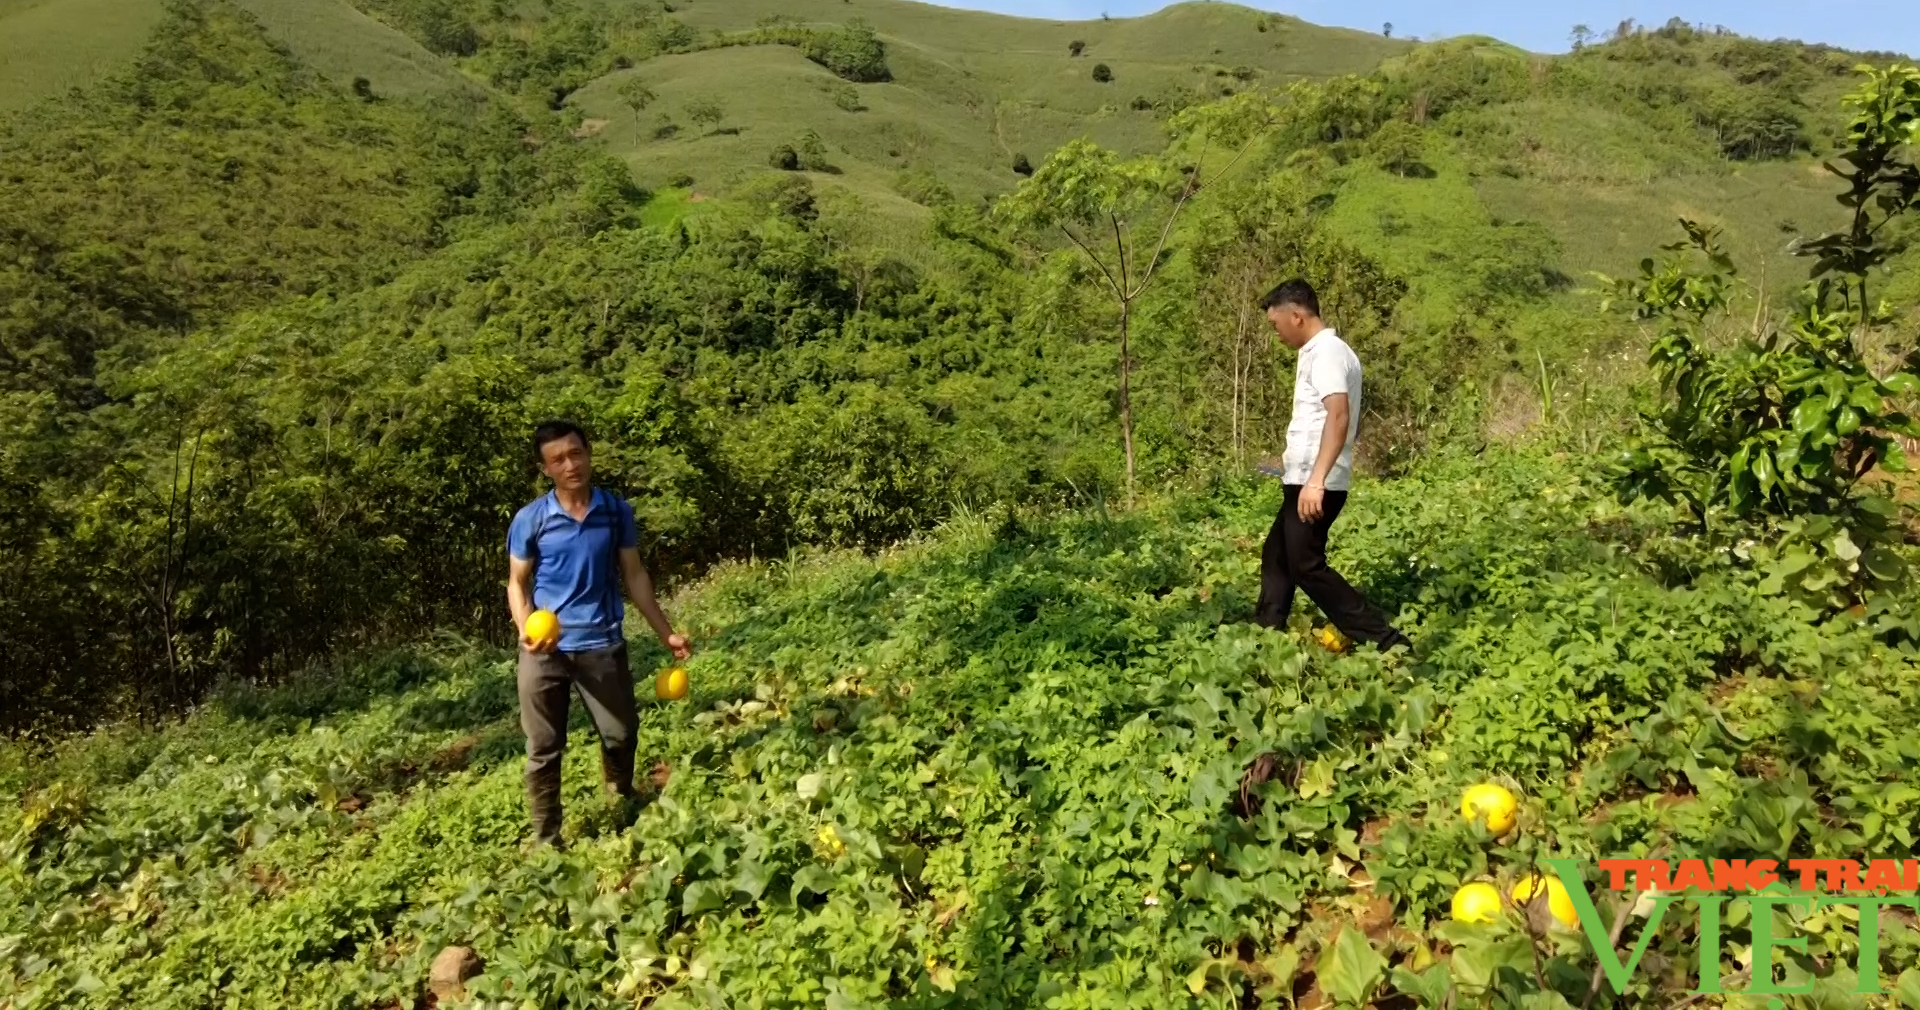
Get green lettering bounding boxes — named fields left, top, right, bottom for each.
left=1747, top=894, right=1813, bottom=995
left=1817, top=895, right=1920, bottom=994
left=1545, top=858, right=1682, bottom=995
left=1694, top=895, right=1724, bottom=994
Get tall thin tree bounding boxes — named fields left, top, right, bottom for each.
left=999, top=94, right=1276, bottom=503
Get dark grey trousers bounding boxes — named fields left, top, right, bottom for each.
left=517, top=644, right=638, bottom=843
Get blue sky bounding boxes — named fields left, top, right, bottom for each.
left=922, top=1, right=1919, bottom=56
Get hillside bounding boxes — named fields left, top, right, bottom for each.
left=519, top=2, right=1899, bottom=288
left=4, top=0, right=1916, bottom=729
left=7, top=2, right=1920, bottom=1008
left=582, top=1, right=1407, bottom=200
left=0, top=0, right=468, bottom=113
left=10, top=450, right=1920, bottom=1007
left=0, top=0, right=1890, bottom=285
left=0, top=0, right=168, bottom=113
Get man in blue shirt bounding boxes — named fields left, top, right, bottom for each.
left=508, top=420, right=691, bottom=846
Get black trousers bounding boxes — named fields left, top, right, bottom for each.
left=1255, top=484, right=1407, bottom=650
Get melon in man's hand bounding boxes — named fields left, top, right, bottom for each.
left=525, top=609, right=560, bottom=646
left=656, top=667, right=689, bottom=700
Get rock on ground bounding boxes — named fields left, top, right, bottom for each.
left=428, top=946, right=482, bottom=1001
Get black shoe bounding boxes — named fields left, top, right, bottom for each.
left=1376, top=631, right=1413, bottom=654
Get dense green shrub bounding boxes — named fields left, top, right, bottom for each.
left=408, top=0, right=478, bottom=56
left=1278, top=74, right=1391, bottom=145
left=892, top=168, right=955, bottom=207
left=1386, top=41, right=1533, bottom=121
left=724, top=384, right=944, bottom=547
left=799, top=130, right=832, bottom=171
left=1370, top=119, right=1429, bottom=175
left=650, top=20, right=888, bottom=82
left=1694, top=84, right=1806, bottom=158
left=800, top=20, right=890, bottom=83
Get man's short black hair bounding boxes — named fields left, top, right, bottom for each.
left=1259, top=279, right=1321, bottom=317
left=532, top=420, right=589, bottom=460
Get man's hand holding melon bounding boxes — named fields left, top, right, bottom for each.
left=522, top=608, right=561, bottom=654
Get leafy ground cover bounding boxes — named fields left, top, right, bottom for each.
left=9, top=444, right=1920, bottom=1009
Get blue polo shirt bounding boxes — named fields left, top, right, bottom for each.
left=508, top=488, right=638, bottom=653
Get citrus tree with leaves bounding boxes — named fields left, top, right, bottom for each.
left=1607, top=64, right=1920, bottom=610
left=996, top=92, right=1278, bottom=503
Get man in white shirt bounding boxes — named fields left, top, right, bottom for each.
left=1255, top=280, right=1410, bottom=653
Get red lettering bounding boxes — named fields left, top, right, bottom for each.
left=1827, top=860, right=1863, bottom=893
left=1790, top=859, right=1825, bottom=891
left=1600, top=860, right=1641, bottom=891
left=1711, top=859, right=1747, bottom=892
left=1670, top=859, right=1715, bottom=892
left=1749, top=859, right=1779, bottom=890
left=1600, top=859, right=1667, bottom=891
left=1861, top=860, right=1919, bottom=894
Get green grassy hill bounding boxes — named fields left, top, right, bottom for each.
left=0, top=0, right=167, bottom=113
left=570, top=1, right=1407, bottom=208
left=0, top=0, right=466, bottom=113
left=0, top=0, right=1882, bottom=287
left=560, top=5, right=1883, bottom=290
left=1475, top=160, right=1838, bottom=287
left=1, top=0, right=1406, bottom=186
left=230, top=0, right=475, bottom=99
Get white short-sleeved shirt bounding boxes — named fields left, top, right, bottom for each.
left=1283, top=328, right=1363, bottom=491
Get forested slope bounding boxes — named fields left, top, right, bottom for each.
left=4, top=0, right=1917, bottom=731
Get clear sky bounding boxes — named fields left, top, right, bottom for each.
left=919, top=1, right=1919, bottom=57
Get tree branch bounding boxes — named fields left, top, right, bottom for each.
left=1582, top=888, right=1641, bottom=1010
left=1130, top=131, right=1265, bottom=299
left=1058, top=224, right=1125, bottom=302
left=1521, top=902, right=1553, bottom=994
left=1128, top=181, right=1195, bottom=302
